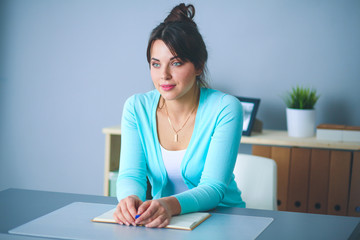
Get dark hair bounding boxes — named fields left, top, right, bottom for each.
left=146, top=3, right=209, bottom=88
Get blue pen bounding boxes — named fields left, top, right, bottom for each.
left=134, top=214, right=142, bottom=227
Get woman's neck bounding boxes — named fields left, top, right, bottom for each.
left=162, top=85, right=200, bottom=117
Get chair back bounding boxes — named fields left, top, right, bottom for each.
left=234, top=153, right=277, bottom=210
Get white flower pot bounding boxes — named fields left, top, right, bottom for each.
left=286, top=108, right=316, bottom=138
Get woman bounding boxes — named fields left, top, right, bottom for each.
left=113, top=3, right=245, bottom=228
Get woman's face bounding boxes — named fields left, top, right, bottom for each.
left=150, top=40, right=200, bottom=101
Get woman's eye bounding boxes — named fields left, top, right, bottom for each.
left=172, top=61, right=182, bottom=66
left=152, top=62, right=160, bottom=68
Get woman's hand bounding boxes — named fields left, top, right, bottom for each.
left=135, top=196, right=181, bottom=228
left=113, top=195, right=143, bottom=226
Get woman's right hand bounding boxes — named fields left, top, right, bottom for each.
left=113, top=195, right=143, bottom=226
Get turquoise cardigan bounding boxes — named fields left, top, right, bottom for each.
left=117, top=88, right=245, bottom=214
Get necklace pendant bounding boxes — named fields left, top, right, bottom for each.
left=174, top=134, right=178, bottom=142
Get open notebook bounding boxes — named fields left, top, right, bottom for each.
left=92, top=208, right=211, bottom=231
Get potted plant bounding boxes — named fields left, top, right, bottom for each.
left=283, top=86, right=320, bottom=137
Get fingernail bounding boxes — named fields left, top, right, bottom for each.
left=126, top=222, right=130, bottom=226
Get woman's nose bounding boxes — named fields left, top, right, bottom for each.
left=161, top=66, right=171, bottom=80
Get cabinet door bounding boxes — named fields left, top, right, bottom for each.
left=252, top=145, right=271, bottom=158
left=307, top=149, right=330, bottom=214
left=348, top=151, right=360, bottom=217
left=271, top=147, right=291, bottom=211
left=286, top=148, right=311, bottom=212
left=327, top=150, right=351, bottom=215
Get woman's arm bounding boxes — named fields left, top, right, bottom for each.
left=116, top=96, right=148, bottom=202
left=114, top=96, right=149, bottom=225
left=175, top=94, right=243, bottom=214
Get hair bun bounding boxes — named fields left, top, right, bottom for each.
left=164, top=3, right=196, bottom=25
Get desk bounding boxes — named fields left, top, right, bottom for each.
left=0, top=188, right=359, bottom=240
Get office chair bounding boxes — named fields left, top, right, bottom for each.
left=234, top=153, right=278, bottom=211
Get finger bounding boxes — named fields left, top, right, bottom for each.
left=126, top=199, right=141, bottom=226
left=114, top=206, right=125, bottom=225
left=135, top=201, right=155, bottom=224
left=140, top=200, right=171, bottom=227
left=145, top=214, right=168, bottom=228
left=120, top=202, right=134, bottom=226
left=137, top=200, right=151, bottom=215
left=113, top=204, right=125, bottom=225
left=135, top=201, right=151, bottom=223
left=138, top=205, right=164, bottom=226
left=126, top=200, right=138, bottom=219
left=112, top=211, right=124, bottom=225
left=157, top=218, right=170, bottom=228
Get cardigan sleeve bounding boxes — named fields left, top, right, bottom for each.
left=116, top=95, right=148, bottom=202
left=174, top=94, right=243, bottom=214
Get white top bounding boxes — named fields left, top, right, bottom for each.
left=160, top=145, right=189, bottom=195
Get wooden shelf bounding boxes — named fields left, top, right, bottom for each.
left=102, top=125, right=121, bottom=135
left=242, top=130, right=360, bottom=150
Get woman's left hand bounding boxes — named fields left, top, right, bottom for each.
left=135, top=196, right=181, bottom=228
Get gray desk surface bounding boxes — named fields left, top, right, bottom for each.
left=1, top=188, right=359, bottom=240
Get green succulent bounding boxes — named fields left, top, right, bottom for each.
left=284, top=86, right=320, bottom=109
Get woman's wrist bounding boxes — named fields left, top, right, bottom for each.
left=129, top=195, right=140, bottom=200
left=159, top=196, right=181, bottom=216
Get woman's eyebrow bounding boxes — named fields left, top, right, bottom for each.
left=151, top=56, right=180, bottom=62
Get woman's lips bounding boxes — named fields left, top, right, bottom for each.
left=160, top=84, right=175, bottom=91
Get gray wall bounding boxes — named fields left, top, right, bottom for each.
left=1, top=0, right=359, bottom=195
